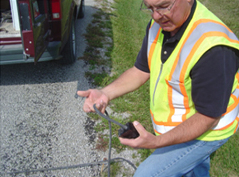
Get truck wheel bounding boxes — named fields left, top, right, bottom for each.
left=78, top=0, right=85, bottom=19
left=60, top=16, right=76, bottom=65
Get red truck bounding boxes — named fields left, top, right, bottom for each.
left=0, top=0, right=84, bottom=65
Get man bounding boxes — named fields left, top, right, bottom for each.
left=78, top=0, right=239, bottom=176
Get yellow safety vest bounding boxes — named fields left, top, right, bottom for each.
left=148, top=1, right=239, bottom=141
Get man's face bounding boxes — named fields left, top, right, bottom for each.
left=143, top=0, right=193, bottom=36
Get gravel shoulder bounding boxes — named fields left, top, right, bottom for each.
left=0, top=0, right=140, bottom=176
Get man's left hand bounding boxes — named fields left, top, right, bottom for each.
left=119, top=121, right=159, bottom=149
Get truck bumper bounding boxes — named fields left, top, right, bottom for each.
left=0, top=41, right=62, bottom=65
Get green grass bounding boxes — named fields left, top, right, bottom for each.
left=200, top=0, right=239, bottom=38
left=104, top=0, right=153, bottom=133
left=82, top=0, right=239, bottom=176
left=210, top=132, right=239, bottom=177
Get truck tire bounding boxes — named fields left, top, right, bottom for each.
left=60, top=16, right=76, bottom=65
left=78, top=0, right=85, bottom=19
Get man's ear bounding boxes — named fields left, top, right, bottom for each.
left=187, top=0, right=194, bottom=5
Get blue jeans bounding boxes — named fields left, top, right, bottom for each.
left=133, top=138, right=229, bottom=177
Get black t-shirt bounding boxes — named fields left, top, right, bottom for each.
left=134, top=1, right=239, bottom=118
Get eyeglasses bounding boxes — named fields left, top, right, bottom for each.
left=140, top=0, right=176, bottom=16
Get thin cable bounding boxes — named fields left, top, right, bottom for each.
left=108, top=120, right=111, bottom=177
left=105, top=109, right=111, bottom=177
left=93, top=104, right=128, bottom=130
left=4, top=158, right=136, bottom=175
left=2, top=108, right=137, bottom=176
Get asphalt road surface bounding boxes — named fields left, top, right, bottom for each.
left=0, top=0, right=139, bottom=176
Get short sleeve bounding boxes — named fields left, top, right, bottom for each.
left=191, top=46, right=239, bottom=118
left=134, top=21, right=152, bottom=73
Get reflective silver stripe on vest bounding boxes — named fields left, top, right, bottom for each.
left=149, top=20, right=239, bottom=133
left=150, top=114, right=175, bottom=133
left=167, top=21, right=239, bottom=130
left=171, top=22, right=239, bottom=81
left=213, top=86, right=239, bottom=130
left=147, top=22, right=160, bottom=58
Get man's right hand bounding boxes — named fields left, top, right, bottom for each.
left=77, top=89, right=109, bottom=113
left=77, top=67, right=150, bottom=113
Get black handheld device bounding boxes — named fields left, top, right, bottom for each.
left=118, top=122, right=139, bottom=139
left=93, top=104, right=139, bottom=139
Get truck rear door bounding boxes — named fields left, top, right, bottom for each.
left=18, top=0, right=49, bottom=63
